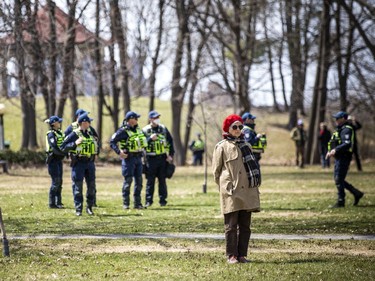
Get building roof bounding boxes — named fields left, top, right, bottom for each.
left=0, top=5, right=105, bottom=46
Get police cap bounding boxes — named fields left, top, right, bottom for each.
left=78, top=113, right=93, bottom=123
left=149, top=110, right=161, bottom=119
left=125, top=111, right=141, bottom=120
left=47, top=115, right=63, bottom=125
left=241, top=113, right=256, bottom=122
left=332, top=111, right=348, bottom=119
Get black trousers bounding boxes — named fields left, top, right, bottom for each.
left=224, top=210, right=252, bottom=258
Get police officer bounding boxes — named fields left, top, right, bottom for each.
left=326, top=111, right=364, bottom=208
left=65, top=108, right=100, bottom=206
left=64, top=109, right=86, bottom=136
left=241, top=113, right=267, bottom=163
left=142, top=110, right=174, bottom=207
left=60, top=113, right=98, bottom=216
left=45, top=116, right=67, bottom=209
left=110, top=111, right=147, bottom=210
left=189, top=133, right=205, bottom=166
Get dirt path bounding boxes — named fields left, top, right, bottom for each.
left=10, top=233, right=375, bottom=240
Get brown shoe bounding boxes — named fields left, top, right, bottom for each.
left=227, top=255, right=238, bottom=264
left=238, top=256, right=250, bottom=263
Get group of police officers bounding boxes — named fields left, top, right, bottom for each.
left=45, top=108, right=363, bottom=216
left=45, top=109, right=174, bottom=216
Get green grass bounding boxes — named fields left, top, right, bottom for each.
left=0, top=96, right=374, bottom=279
left=0, top=164, right=374, bottom=280
left=1, top=239, right=374, bottom=280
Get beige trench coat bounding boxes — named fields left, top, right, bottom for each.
left=212, top=139, right=261, bottom=215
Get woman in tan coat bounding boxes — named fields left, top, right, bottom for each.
left=212, top=114, right=261, bottom=264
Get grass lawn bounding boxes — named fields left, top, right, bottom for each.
left=0, top=163, right=374, bottom=280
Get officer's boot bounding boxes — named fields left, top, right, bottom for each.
left=49, top=178, right=58, bottom=208
left=134, top=195, right=143, bottom=209
left=331, top=199, right=345, bottom=208
left=347, top=184, right=364, bottom=206
left=73, top=181, right=84, bottom=216
left=56, top=178, right=64, bottom=208
left=49, top=193, right=57, bottom=208
left=86, top=181, right=95, bottom=215
left=123, top=196, right=130, bottom=209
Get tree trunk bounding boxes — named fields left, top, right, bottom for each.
left=170, top=0, right=189, bottom=166
left=110, top=0, right=130, bottom=115
left=307, top=0, right=331, bottom=165
left=95, top=0, right=104, bottom=139
left=263, top=12, right=280, bottom=112
left=15, top=0, right=30, bottom=149
left=57, top=0, right=77, bottom=118
left=149, top=0, right=165, bottom=112
left=284, top=0, right=307, bottom=128
left=47, top=0, right=57, bottom=116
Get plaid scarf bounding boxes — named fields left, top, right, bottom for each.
left=225, top=134, right=261, bottom=188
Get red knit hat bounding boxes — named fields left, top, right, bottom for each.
left=222, top=114, right=243, bottom=133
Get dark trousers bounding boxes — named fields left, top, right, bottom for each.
left=193, top=151, right=204, bottom=166
left=71, top=160, right=96, bottom=211
left=48, top=158, right=63, bottom=206
left=121, top=156, right=143, bottom=207
left=295, top=145, right=305, bottom=167
left=334, top=157, right=362, bottom=205
left=320, top=145, right=330, bottom=168
left=224, top=210, right=252, bottom=258
left=145, top=155, right=167, bottom=205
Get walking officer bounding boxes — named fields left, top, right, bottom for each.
left=60, top=113, right=98, bottom=216
left=241, top=113, right=267, bottom=163
left=110, top=111, right=147, bottom=210
left=326, top=111, right=364, bottom=208
left=142, top=110, right=175, bottom=207
left=45, top=115, right=67, bottom=209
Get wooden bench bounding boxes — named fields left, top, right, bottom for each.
left=0, top=160, right=8, bottom=173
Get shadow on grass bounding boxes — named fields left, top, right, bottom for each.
left=98, top=213, right=144, bottom=217
left=255, top=258, right=326, bottom=264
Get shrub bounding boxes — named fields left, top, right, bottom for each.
left=0, top=149, right=46, bottom=166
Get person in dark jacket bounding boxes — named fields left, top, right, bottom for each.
left=318, top=122, right=331, bottom=168
left=347, top=115, right=362, bottom=171
left=326, top=111, right=364, bottom=208
left=110, top=111, right=147, bottom=210
left=45, top=116, right=67, bottom=209
left=142, top=110, right=175, bottom=207
left=60, top=113, right=98, bottom=216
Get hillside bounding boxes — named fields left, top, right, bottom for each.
left=1, top=96, right=367, bottom=166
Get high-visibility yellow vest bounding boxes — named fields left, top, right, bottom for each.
left=45, top=129, right=64, bottom=152
left=119, top=127, right=147, bottom=153
left=192, top=139, right=204, bottom=151
left=71, top=129, right=97, bottom=157
left=143, top=124, right=169, bottom=155
left=244, top=125, right=265, bottom=152
left=328, top=125, right=354, bottom=152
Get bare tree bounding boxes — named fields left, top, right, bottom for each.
left=46, top=0, right=57, bottom=116
left=208, top=0, right=260, bottom=113
left=56, top=0, right=78, bottom=119
left=263, top=2, right=280, bottom=112
left=306, top=0, right=331, bottom=164
left=284, top=0, right=316, bottom=129
left=95, top=0, right=104, bottom=138
left=110, top=0, right=131, bottom=115
left=149, top=0, right=165, bottom=112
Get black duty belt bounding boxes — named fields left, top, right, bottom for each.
left=147, top=154, right=166, bottom=159
left=128, top=152, right=143, bottom=157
